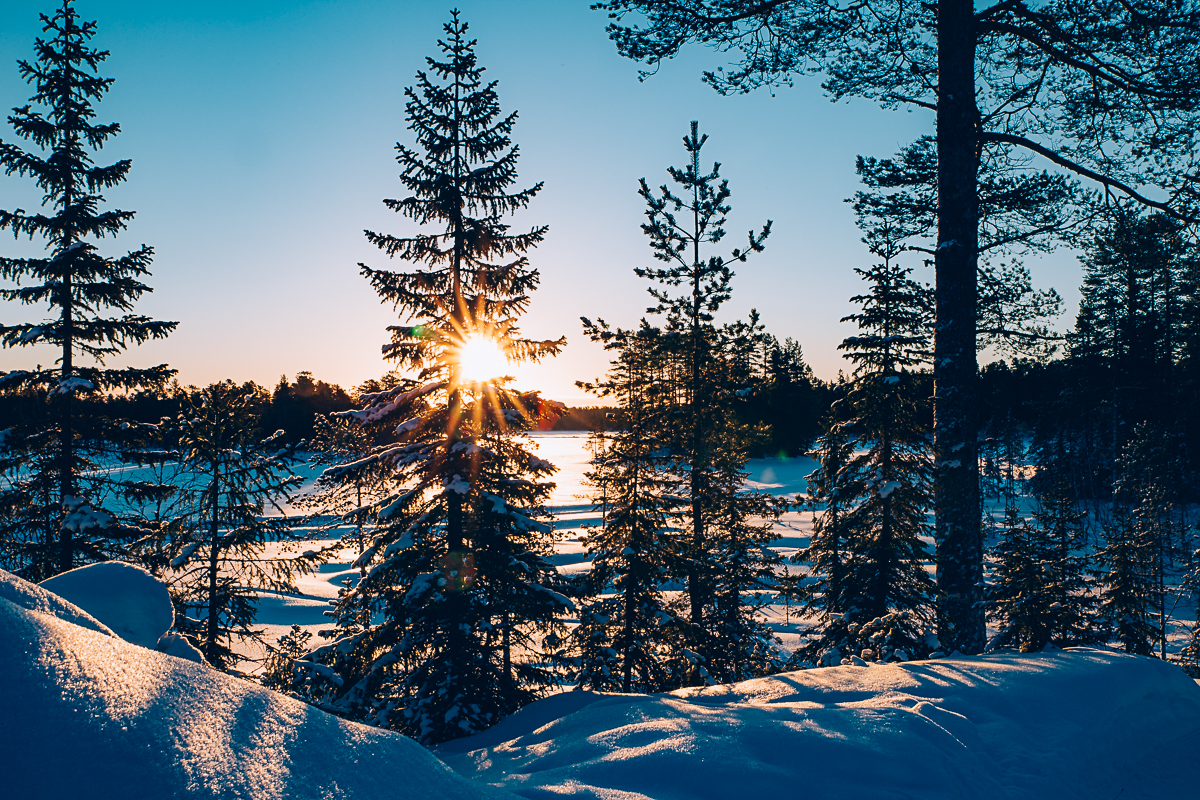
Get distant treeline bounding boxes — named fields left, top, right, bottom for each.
left=0, top=360, right=835, bottom=459
left=0, top=371, right=356, bottom=447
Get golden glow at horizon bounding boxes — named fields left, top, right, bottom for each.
left=455, top=334, right=510, bottom=383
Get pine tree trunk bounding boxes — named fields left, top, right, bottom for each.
left=57, top=229, right=76, bottom=574
left=687, top=183, right=705, bottom=632
left=934, top=0, right=986, bottom=654
left=502, top=614, right=512, bottom=688
left=206, top=468, right=220, bottom=664
left=356, top=481, right=369, bottom=627
left=623, top=572, right=635, bottom=693
left=624, top=449, right=640, bottom=694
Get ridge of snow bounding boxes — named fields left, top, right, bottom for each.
left=0, top=569, right=114, bottom=637
left=0, top=589, right=510, bottom=800
left=40, top=561, right=175, bottom=649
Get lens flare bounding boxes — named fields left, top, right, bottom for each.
left=455, top=335, right=508, bottom=382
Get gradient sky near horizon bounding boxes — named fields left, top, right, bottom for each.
left=0, top=0, right=1081, bottom=404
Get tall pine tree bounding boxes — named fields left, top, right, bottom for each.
left=308, top=11, right=569, bottom=744
left=635, top=121, right=773, bottom=679
left=0, top=0, right=176, bottom=578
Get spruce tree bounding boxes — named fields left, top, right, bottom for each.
left=165, top=382, right=310, bottom=670
left=1098, top=422, right=1180, bottom=657
left=703, top=434, right=786, bottom=682
left=635, top=121, right=772, bottom=677
left=988, top=481, right=1099, bottom=652
left=296, top=410, right=402, bottom=631
left=310, top=12, right=569, bottom=744
left=0, top=0, right=176, bottom=578
left=567, top=321, right=686, bottom=692
left=799, top=228, right=936, bottom=664
left=799, top=399, right=858, bottom=638
left=1098, top=506, right=1158, bottom=656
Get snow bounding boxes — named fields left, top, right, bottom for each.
left=0, top=576, right=509, bottom=800
left=17, top=436, right=1188, bottom=800
left=54, top=375, right=95, bottom=394
left=0, top=568, right=114, bottom=636
left=439, top=649, right=1200, bottom=799
left=40, top=561, right=175, bottom=649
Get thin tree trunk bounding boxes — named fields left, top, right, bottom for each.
left=206, top=468, right=220, bottom=664
left=624, top=435, right=642, bottom=694
left=357, top=481, right=369, bottom=627
left=503, top=613, right=512, bottom=687
left=934, top=0, right=985, bottom=654
left=57, top=185, right=76, bottom=574
left=688, top=132, right=706, bottom=632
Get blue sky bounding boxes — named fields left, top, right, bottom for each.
left=0, top=0, right=1079, bottom=402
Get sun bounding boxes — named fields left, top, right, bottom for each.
left=454, top=335, right=510, bottom=382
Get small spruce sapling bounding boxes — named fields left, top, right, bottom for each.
left=165, top=382, right=313, bottom=671
left=568, top=322, right=687, bottom=692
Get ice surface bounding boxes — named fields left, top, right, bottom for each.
left=41, top=561, right=175, bottom=649
left=0, top=583, right=510, bottom=800
left=439, top=649, right=1200, bottom=800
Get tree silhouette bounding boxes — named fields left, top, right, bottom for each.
left=0, top=0, right=176, bottom=577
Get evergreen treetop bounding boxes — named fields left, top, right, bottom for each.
left=1, top=0, right=176, bottom=394
left=361, top=9, right=560, bottom=376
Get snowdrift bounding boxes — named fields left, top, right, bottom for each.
left=440, top=649, right=1200, bottom=800
left=9, top=558, right=1200, bottom=800
left=0, top=567, right=114, bottom=636
left=0, top=578, right=508, bottom=800
left=40, top=560, right=176, bottom=647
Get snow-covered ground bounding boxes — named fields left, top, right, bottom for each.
left=7, top=563, right=1200, bottom=799
left=18, top=433, right=1192, bottom=799
left=247, top=433, right=820, bottom=662
left=437, top=648, right=1200, bottom=799
left=0, top=569, right=507, bottom=800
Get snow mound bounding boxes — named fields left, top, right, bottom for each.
left=0, top=568, right=114, bottom=636
left=439, top=649, right=1200, bottom=800
left=0, top=591, right=510, bottom=800
left=40, top=561, right=175, bottom=648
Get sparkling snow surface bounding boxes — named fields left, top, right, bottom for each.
left=438, top=649, right=1200, bottom=800
left=0, top=581, right=509, bottom=800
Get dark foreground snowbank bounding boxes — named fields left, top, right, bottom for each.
left=8, top=560, right=1200, bottom=800
left=439, top=649, right=1200, bottom=800
left=0, top=578, right=507, bottom=800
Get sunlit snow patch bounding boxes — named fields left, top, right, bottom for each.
left=0, top=574, right=512, bottom=800
left=439, top=649, right=1200, bottom=800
